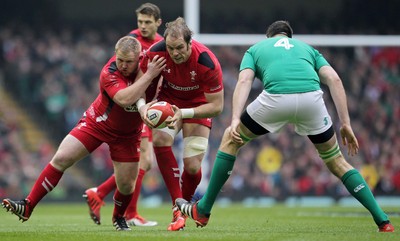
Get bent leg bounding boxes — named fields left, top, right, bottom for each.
left=113, top=161, right=138, bottom=219
left=152, top=128, right=182, bottom=204
left=181, top=124, right=210, bottom=201
left=313, top=134, right=389, bottom=226
left=125, top=137, right=153, bottom=217
left=197, top=124, right=250, bottom=214
left=28, top=134, right=90, bottom=208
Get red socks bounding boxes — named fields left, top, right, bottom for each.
left=154, top=146, right=182, bottom=204
left=181, top=169, right=202, bottom=202
left=27, top=163, right=63, bottom=208
left=113, top=190, right=133, bottom=218
left=97, top=174, right=117, bottom=199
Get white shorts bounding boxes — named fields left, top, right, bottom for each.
left=246, top=90, right=332, bottom=136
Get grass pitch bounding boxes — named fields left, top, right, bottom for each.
left=0, top=203, right=398, bottom=241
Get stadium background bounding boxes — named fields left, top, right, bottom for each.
left=0, top=0, right=399, bottom=206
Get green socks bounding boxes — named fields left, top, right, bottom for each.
left=197, top=157, right=389, bottom=227
left=341, top=169, right=388, bottom=225
left=198, top=151, right=236, bottom=214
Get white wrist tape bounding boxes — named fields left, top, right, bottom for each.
left=181, top=108, right=194, bottom=119
left=136, top=98, right=146, bottom=109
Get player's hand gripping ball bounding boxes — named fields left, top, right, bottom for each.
left=147, top=101, right=174, bottom=129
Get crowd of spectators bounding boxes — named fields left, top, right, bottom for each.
left=0, top=22, right=399, bottom=202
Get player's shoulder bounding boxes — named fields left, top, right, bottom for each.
left=192, top=40, right=219, bottom=70
left=148, top=40, right=166, bottom=53
left=99, top=56, right=116, bottom=74
left=100, top=56, right=123, bottom=83
left=103, top=56, right=118, bottom=74
left=155, top=33, right=163, bottom=42
left=127, top=29, right=140, bottom=38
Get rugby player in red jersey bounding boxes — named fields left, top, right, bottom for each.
left=2, top=36, right=166, bottom=231
left=140, top=17, right=224, bottom=231
left=83, top=3, right=164, bottom=227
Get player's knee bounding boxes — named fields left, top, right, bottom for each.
left=152, top=128, right=176, bottom=146
left=139, top=160, right=152, bottom=171
left=117, top=180, right=135, bottom=194
left=183, top=136, right=208, bottom=158
left=184, top=162, right=201, bottom=174
left=51, top=153, right=75, bottom=171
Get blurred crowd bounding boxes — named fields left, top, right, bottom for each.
left=0, top=22, right=399, bottom=202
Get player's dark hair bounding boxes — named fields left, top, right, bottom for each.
left=266, top=20, right=293, bottom=38
left=135, top=3, right=161, bottom=21
left=164, top=17, right=193, bottom=44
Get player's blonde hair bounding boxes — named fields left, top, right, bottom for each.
left=115, top=36, right=142, bottom=55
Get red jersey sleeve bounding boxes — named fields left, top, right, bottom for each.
left=202, top=62, right=224, bottom=94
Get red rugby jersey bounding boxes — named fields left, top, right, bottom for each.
left=141, top=40, right=224, bottom=108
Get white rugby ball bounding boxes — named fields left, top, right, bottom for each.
left=147, top=101, right=174, bottom=129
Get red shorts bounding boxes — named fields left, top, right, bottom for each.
left=141, top=124, right=153, bottom=141
left=70, top=122, right=141, bottom=163
left=183, top=117, right=212, bottom=128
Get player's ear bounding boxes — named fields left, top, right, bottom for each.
left=156, top=19, right=162, bottom=27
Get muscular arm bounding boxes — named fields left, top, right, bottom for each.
left=113, top=56, right=165, bottom=108
left=113, top=70, right=155, bottom=108
left=319, top=65, right=359, bottom=155
left=232, top=68, right=255, bottom=121
left=318, top=65, right=350, bottom=126
left=192, top=90, right=224, bottom=118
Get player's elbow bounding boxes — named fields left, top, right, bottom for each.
left=206, top=91, right=224, bottom=117
left=212, top=101, right=224, bottom=116
left=114, top=97, right=135, bottom=108
left=114, top=98, right=129, bottom=108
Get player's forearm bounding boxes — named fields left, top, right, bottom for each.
left=184, top=91, right=224, bottom=118
left=114, top=74, right=156, bottom=108
left=329, top=81, right=351, bottom=126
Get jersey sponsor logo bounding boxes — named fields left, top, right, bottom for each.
left=124, top=104, right=139, bottom=112
left=209, top=85, right=222, bottom=92
left=163, top=68, right=171, bottom=73
left=167, top=81, right=199, bottom=91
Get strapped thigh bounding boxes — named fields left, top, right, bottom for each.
left=317, top=140, right=342, bottom=163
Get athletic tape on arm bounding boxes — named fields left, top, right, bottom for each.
left=136, top=98, right=146, bottom=109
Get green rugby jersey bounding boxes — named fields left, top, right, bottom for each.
left=240, top=37, right=330, bottom=94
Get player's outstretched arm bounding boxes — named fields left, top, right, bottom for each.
left=319, top=66, right=359, bottom=156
